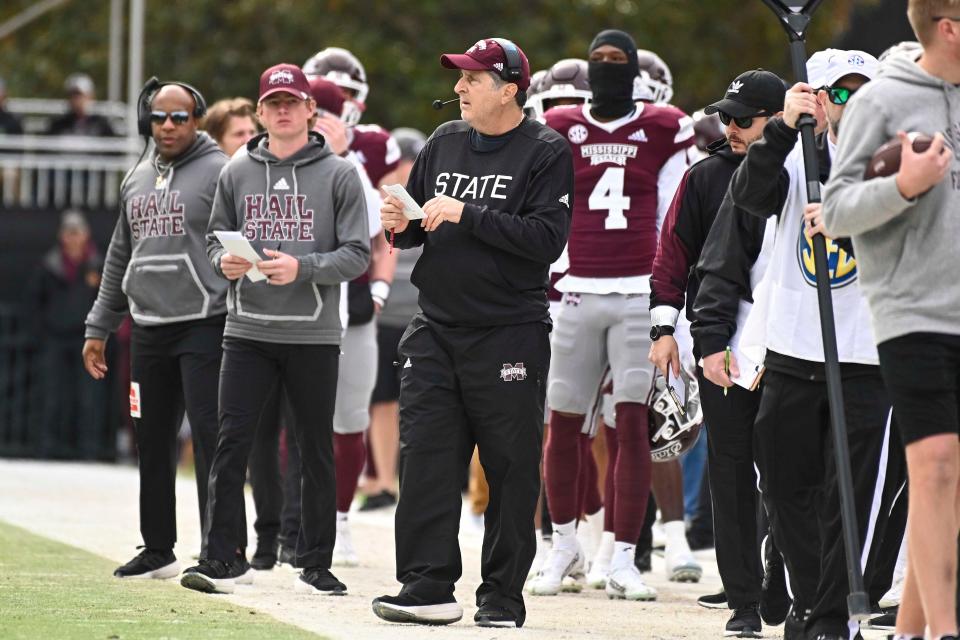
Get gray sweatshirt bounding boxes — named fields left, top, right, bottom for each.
left=206, top=131, right=370, bottom=345
left=85, top=133, right=228, bottom=340
left=822, top=53, right=960, bottom=344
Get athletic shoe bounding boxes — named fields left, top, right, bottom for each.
left=371, top=593, right=463, bottom=625
left=586, top=552, right=610, bottom=589
left=698, top=590, right=728, bottom=609
left=294, top=567, right=347, bottom=596
left=474, top=604, right=519, bottom=628
left=810, top=634, right=863, bottom=640
left=233, top=556, right=255, bottom=585
left=783, top=605, right=809, bottom=640
left=113, top=548, right=180, bottom=579
left=180, top=558, right=238, bottom=594
left=251, top=539, right=278, bottom=571
left=725, top=604, right=762, bottom=638
left=526, top=544, right=584, bottom=595
left=605, top=564, right=657, bottom=601
left=878, top=582, right=902, bottom=609
left=358, top=490, right=397, bottom=512
left=332, top=520, right=359, bottom=567
left=527, top=535, right=549, bottom=580
left=864, top=608, right=896, bottom=630
left=665, top=540, right=702, bottom=583
left=278, top=544, right=297, bottom=569
left=760, top=538, right=790, bottom=625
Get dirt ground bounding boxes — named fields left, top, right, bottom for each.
left=0, top=460, right=889, bottom=639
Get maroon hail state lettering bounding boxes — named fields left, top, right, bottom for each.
left=128, top=191, right=186, bottom=240
left=242, top=194, right=315, bottom=241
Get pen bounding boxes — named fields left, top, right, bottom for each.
left=724, top=346, right=731, bottom=397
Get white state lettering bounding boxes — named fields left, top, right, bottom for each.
left=450, top=172, right=469, bottom=194
left=490, top=175, right=512, bottom=200
left=478, top=175, right=494, bottom=198
left=460, top=176, right=479, bottom=200
left=434, top=172, right=450, bottom=196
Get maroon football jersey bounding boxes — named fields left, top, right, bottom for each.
left=544, top=103, right=693, bottom=278
left=349, top=124, right=401, bottom=188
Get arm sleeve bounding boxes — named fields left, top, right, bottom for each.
left=296, top=164, right=371, bottom=284
left=729, top=117, right=795, bottom=219
left=691, top=193, right=766, bottom=357
left=650, top=169, right=696, bottom=324
left=656, top=148, right=690, bottom=235
left=84, top=208, right=132, bottom=340
left=205, top=165, right=236, bottom=277
left=457, top=145, right=573, bottom=264
left=385, top=148, right=428, bottom=250
left=822, top=94, right=917, bottom=236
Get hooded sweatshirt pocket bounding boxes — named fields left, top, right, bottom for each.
left=122, top=253, right=210, bottom=323
left=234, top=278, right=324, bottom=321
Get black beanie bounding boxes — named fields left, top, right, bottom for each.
left=589, top=29, right=639, bottom=75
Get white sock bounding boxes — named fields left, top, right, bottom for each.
left=552, top=520, right=577, bottom=552
left=664, top=520, right=689, bottom=552
left=594, top=531, right=615, bottom=565
left=336, top=511, right=348, bottom=523
left=611, top=540, right=636, bottom=571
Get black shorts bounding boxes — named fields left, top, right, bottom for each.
left=371, top=324, right=405, bottom=404
left=877, top=332, right=960, bottom=446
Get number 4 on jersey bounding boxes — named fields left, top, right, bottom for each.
left=589, top=167, right=630, bottom=230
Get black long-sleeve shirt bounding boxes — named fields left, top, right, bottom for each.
left=389, top=118, right=573, bottom=327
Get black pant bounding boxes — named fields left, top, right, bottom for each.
left=394, top=316, right=549, bottom=623
left=204, top=338, right=338, bottom=568
left=129, top=321, right=222, bottom=552
left=249, top=388, right=302, bottom=551
left=698, top=370, right=764, bottom=608
left=754, top=368, right=895, bottom=638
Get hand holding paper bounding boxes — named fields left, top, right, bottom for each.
left=214, top=231, right=267, bottom=282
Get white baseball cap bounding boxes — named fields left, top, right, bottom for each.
left=823, top=49, right=878, bottom=87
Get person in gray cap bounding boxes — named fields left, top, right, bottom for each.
left=47, top=73, right=115, bottom=136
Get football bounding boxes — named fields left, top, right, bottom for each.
left=864, top=132, right=934, bottom=179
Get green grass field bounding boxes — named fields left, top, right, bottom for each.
left=0, top=520, right=322, bottom=640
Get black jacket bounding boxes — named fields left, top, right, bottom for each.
left=650, top=138, right=742, bottom=327
left=390, top=118, right=573, bottom=327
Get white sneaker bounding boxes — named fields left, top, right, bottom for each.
left=586, top=553, right=609, bottom=589
left=332, top=520, right=359, bottom=567
left=527, top=535, right=550, bottom=580
left=606, top=564, right=657, bottom=601
left=878, top=581, right=902, bottom=609
left=664, top=538, right=702, bottom=583
left=527, top=544, right=584, bottom=596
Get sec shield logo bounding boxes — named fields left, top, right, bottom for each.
left=568, top=124, right=589, bottom=144
left=797, top=220, right=857, bottom=288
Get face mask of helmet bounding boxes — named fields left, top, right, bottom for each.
left=647, top=371, right=703, bottom=462
left=588, top=61, right=637, bottom=119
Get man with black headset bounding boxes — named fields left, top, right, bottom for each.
left=371, top=37, right=573, bottom=629
left=83, top=80, right=228, bottom=579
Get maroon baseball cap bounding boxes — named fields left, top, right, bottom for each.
left=258, top=63, right=310, bottom=102
left=440, top=38, right=531, bottom=90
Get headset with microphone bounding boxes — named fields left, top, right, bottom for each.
left=432, top=37, right=523, bottom=110
left=136, top=76, right=208, bottom=137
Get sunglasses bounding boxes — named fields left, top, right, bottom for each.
left=825, top=86, right=858, bottom=105
left=717, top=111, right=771, bottom=128
left=150, top=110, right=191, bottom=125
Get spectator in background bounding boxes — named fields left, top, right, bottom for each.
left=47, top=73, right=115, bottom=137
left=0, top=77, right=23, bottom=134
left=201, top=97, right=259, bottom=156
left=29, top=210, right=107, bottom=459
left=359, top=126, right=426, bottom=511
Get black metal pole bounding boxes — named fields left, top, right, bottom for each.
left=760, top=0, right=870, bottom=621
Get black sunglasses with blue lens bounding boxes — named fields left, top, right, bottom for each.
left=150, top=110, right=191, bottom=125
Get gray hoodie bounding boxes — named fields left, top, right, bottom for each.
left=85, top=132, right=228, bottom=340
left=206, top=131, right=370, bottom=345
left=823, top=53, right=960, bottom=345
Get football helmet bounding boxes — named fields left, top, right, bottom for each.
left=303, top=47, right=369, bottom=105
left=647, top=371, right=703, bottom=462
left=634, top=49, right=674, bottom=104
left=524, top=69, right=548, bottom=117
left=692, top=110, right=725, bottom=154
left=526, top=59, right=591, bottom=118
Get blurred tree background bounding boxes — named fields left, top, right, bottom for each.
left=1, top=0, right=911, bottom=133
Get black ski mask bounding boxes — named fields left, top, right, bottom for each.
left=588, top=29, right=640, bottom=119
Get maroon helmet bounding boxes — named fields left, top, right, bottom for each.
left=634, top=49, right=674, bottom=104
left=692, top=110, right=725, bottom=153
left=647, top=371, right=703, bottom=462
left=302, top=47, right=369, bottom=105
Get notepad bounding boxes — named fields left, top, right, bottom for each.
left=213, top=231, right=267, bottom=282
left=381, top=184, right=426, bottom=220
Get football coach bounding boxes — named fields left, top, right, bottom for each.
left=371, top=37, right=573, bottom=629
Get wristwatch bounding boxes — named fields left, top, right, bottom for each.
left=649, top=325, right=675, bottom=341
